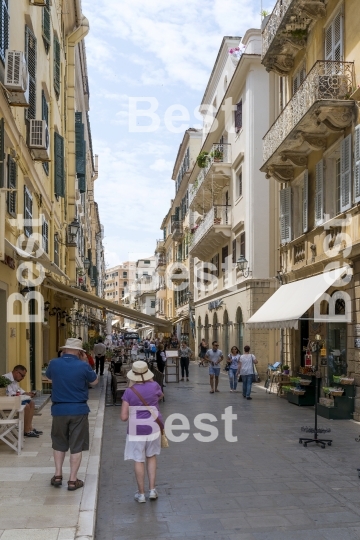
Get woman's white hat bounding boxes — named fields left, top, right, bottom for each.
left=127, top=361, right=154, bottom=382
left=60, top=338, right=85, bottom=352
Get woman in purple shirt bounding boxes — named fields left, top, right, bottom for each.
left=121, top=361, right=164, bottom=503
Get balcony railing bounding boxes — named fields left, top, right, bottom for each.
left=263, top=61, right=355, bottom=163
left=189, top=143, right=231, bottom=207
left=294, top=242, right=305, bottom=264
left=171, top=219, right=183, bottom=239
left=262, top=0, right=292, bottom=59
left=190, top=205, right=231, bottom=250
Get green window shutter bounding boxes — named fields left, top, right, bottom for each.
left=24, top=186, right=33, bottom=237
left=78, top=140, right=86, bottom=193
left=42, top=0, right=51, bottom=47
left=355, top=125, right=360, bottom=203
left=54, top=36, right=60, bottom=97
left=54, top=132, right=65, bottom=198
left=7, top=155, right=17, bottom=217
left=75, top=112, right=86, bottom=177
left=42, top=91, right=49, bottom=176
left=93, top=266, right=98, bottom=286
left=0, top=118, right=4, bottom=188
left=0, top=0, right=9, bottom=64
left=302, top=170, right=308, bottom=233
left=25, top=26, right=37, bottom=120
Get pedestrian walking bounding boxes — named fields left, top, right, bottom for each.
left=155, top=344, right=166, bottom=374
left=198, top=338, right=208, bottom=366
left=120, top=361, right=164, bottom=503
left=179, top=341, right=192, bottom=381
left=226, top=346, right=241, bottom=392
left=143, top=339, right=150, bottom=360
left=45, top=338, right=98, bottom=491
left=93, top=337, right=106, bottom=376
left=205, top=341, right=223, bottom=393
left=131, top=342, right=139, bottom=362
left=238, top=345, right=258, bottom=400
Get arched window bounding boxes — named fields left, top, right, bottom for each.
left=236, top=307, right=244, bottom=354
left=213, top=312, right=218, bottom=343
left=205, top=314, right=209, bottom=345
left=223, top=310, right=229, bottom=356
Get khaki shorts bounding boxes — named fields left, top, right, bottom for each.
left=51, top=415, right=89, bottom=454
left=124, top=434, right=161, bottom=462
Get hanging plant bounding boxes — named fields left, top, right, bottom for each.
left=197, top=152, right=209, bottom=169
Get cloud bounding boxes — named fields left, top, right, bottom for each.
left=149, top=158, right=173, bottom=172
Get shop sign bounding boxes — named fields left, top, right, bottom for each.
left=355, top=338, right=360, bottom=349
left=124, top=332, right=139, bottom=340
left=208, top=299, right=223, bottom=311
left=0, top=254, right=15, bottom=270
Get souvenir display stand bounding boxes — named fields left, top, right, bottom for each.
left=165, top=351, right=179, bottom=383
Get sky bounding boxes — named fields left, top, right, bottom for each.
left=82, top=0, right=275, bottom=268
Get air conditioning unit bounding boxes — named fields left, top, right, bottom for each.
left=5, top=51, right=29, bottom=107
left=29, top=120, right=50, bottom=162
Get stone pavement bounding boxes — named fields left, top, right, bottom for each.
left=0, top=374, right=106, bottom=540
left=96, top=363, right=360, bottom=540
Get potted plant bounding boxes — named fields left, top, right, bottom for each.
left=282, top=365, right=290, bottom=374
left=197, top=152, right=209, bottom=169
left=0, top=375, right=11, bottom=396
left=212, top=148, right=223, bottom=162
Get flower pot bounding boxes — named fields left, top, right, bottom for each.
left=0, top=387, right=7, bottom=396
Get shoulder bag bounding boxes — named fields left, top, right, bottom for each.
left=130, top=386, right=169, bottom=448
left=252, top=355, right=260, bottom=383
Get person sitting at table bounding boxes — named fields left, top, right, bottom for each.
left=3, top=365, right=43, bottom=438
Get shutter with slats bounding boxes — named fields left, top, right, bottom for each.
left=42, top=219, right=49, bottom=253
left=0, top=118, right=4, bottom=188
left=240, top=232, right=246, bottom=257
left=280, top=187, right=292, bottom=243
left=42, top=0, right=51, bottom=47
left=325, top=11, right=343, bottom=61
left=0, top=0, right=9, bottom=63
left=7, top=156, right=17, bottom=217
left=42, top=91, right=49, bottom=175
left=315, top=160, right=324, bottom=225
left=75, top=112, right=86, bottom=177
left=54, top=36, right=60, bottom=97
left=78, top=140, right=86, bottom=193
left=25, top=26, right=37, bottom=120
left=340, top=134, right=352, bottom=211
left=24, top=186, right=33, bottom=237
left=303, top=170, right=308, bottom=233
left=355, top=125, right=360, bottom=202
left=54, top=132, right=65, bottom=197
left=235, top=101, right=242, bottom=133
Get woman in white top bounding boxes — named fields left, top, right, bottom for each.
left=226, top=346, right=241, bottom=392
left=131, top=342, right=139, bottom=362
left=237, top=345, right=258, bottom=400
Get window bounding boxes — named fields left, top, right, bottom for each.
left=42, top=218, right=49, bottom=253
left=123, top=271, right=127, bottom=277
left=235, top=101, right=242, bottom=133
left=75, top=112, right=86, bottom=193
left=325, top=10, right=343, bottom=62
left=115, top=282, right=118, bottom=286
left=42, top=0, right=51, bottom=52
left=280, top=187, right=292, bottom=243
left=54, top=132, right=65, bottom=197
left=122, top=290, right=124, bottom=297
left=211, top=253, right=219, bottom=278
left=315, top=160, right=324, bottom=226
left=292, top=173, right=308, bottom=238
left=25, top=26, right=37, bottom=120
left=292, top=64, right=306, bottom=95
left=42, top=91, right=49, bottom=175
left=232, top=239, right=237, bottom=264
left=355, top=125, right=360, bottom=203
left=240, top=232, right=246, bottom=257
left=0, top=118, right=4, bottom=187
left=144, top=260, right=150, bottom=264
left=116, top=291, right=118, bottom=295
left=340, top=134, right=351, bottom=212
left=54, top=234, right=59, bottom=266
left=124, top=281, right=127, bottom=286
left=336, top=157, right=341, bottom=214
left=24, top=187, right=33, bottom=238
left=7, top=155, right=17, bottom=217
left=222, top=245, right=229, bottom=272
left=237, top=169, right=242, bottom=198
left=0, top=0, right=9, bottom=64
left=151, top=300, right=155, bottom=309
left=54, top=35, right=61, bottom=98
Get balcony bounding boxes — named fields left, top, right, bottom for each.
left=294, top=241, right=306, bottom=264
left=156, top=255, right=166, bottom=275
left=189, top=205, right=231, bottom=260
left=262, top=0, right=326, bottom=75
left=155, top=239, right=165, bottom=253
left=189, top=143, right=232, bottom=214
left=262, top=61, right=355, bottom=181
left=171, top=219, right=183, bottom=242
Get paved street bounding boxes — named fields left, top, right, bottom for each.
left=96, top=364, right=360, bottom=540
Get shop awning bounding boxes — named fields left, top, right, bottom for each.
left=5, top=239, right=67, bottom=278
left=43, top=277, right=172, bottom=330
left=246, top=267, right=349, bottom=330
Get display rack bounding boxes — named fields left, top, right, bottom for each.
left=317, top=382, right=355, bottom=420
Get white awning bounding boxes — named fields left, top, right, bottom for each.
left=246, top=267, right=349, bottom=330
left=5, top=239, right=67, bottom=278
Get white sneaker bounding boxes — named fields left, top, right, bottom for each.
left=149, top=488, right=158, bottom=500
left=134, top=492, right=146, bottom=503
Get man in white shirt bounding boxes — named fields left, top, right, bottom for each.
left=93, top=337, right=107, bottom=376
left=3, top=365, right=43, bottom=438
left=205, top=342, right=223, bottom=393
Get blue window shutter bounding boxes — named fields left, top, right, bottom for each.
left=54, top=132, right=65, bottom=197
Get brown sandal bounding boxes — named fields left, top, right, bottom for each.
left=51, top=475, right=63, bottom=487
left=67, top=479, right=84, bottom=491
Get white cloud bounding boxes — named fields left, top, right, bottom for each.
left=149, top=158, right=173, bottom=172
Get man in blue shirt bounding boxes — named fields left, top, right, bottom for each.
left=46, top=338, right=98, bottom=491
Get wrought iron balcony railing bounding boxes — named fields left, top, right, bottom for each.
left=262, top=0, right=292, bottom=59
left=189, top=205, right=231, bottom=251
left=263, top=61, right=355, bottom=163
left=189, top=143, right=231, bottom=207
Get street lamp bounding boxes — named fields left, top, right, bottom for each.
left=236, top=255, right=252, bottom=278
left=67, top=218, right=80, bottom=246
left=83, top=258, right=91, bottom=271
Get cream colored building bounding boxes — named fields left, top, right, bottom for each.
left=250, top=0, right=360, bottom=416
left=104, top=261, right=136, bottom=305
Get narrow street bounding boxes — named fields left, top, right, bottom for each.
left=95, top=365, right=360, bottom=540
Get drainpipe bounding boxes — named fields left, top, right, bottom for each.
left=66, top=14, right=89, bottom=285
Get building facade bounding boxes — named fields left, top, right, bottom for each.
left=104, top=261, right=136, bottom=304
